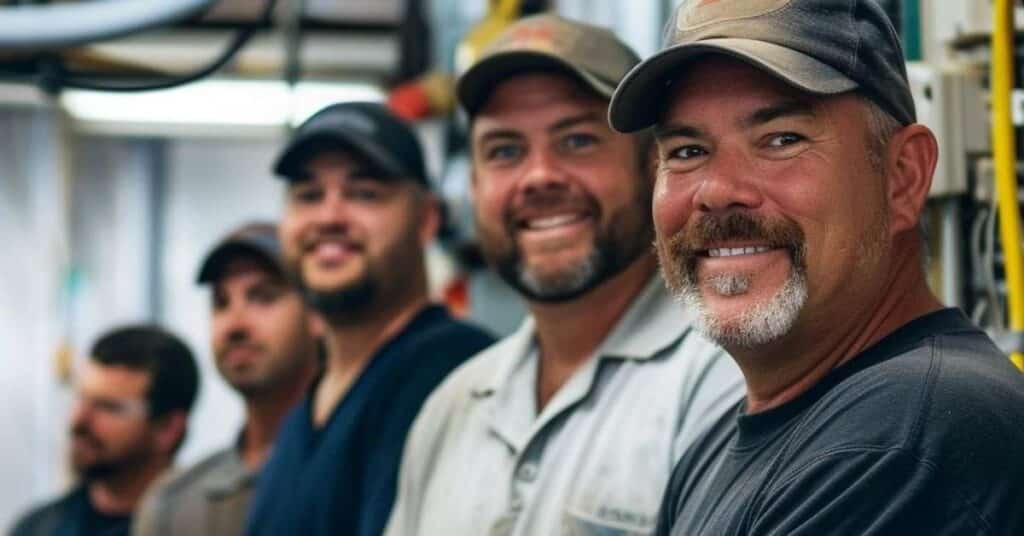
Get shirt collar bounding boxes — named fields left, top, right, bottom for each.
left=594, top=275, right=694, bottom=361
left=476, top=275, right=691, bottom=394
left=474, top=275, right=695, bottom=450
left=202, top=439, right=259, bottom=499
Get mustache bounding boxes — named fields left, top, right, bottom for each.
left=667, top=212, right=807, bottom=265
left=503, top=190, right=598, bottom=231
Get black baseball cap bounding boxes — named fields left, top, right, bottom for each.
left=273, top=101, right=429, bottom=187
left=196, top=222, right=287, bottom=285
left=609, top=0, right=915, bottom=133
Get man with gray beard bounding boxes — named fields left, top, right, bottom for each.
left=609, top=0, right=1024, bottom=534
left=384, top=15, right=743, bottom=536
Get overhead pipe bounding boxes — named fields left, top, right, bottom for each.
left=0, top=0, right=217, bottom=50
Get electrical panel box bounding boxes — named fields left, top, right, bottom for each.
left=907, top=62, right=988, bottom=198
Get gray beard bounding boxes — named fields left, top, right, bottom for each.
left=515, top=247, right=603, bottom=302
left=676, top=266, right=808, bottom=349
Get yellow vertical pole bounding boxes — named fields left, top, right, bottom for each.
left=992, top=0, right=1024, bottom=371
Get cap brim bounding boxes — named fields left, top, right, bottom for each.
left=273, top=128, right=409, bottom=181
left=457, top=51, right=617, bottom=115
left=609, top=38, right=859, bottom=132
left=196, top=242, right=282, bottom=284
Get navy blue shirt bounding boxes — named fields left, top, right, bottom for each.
left=245, top=305, right=494, bottom=536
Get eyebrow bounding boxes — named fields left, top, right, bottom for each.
left=655, top=100, right=817, bottom=141
left=740, top=100, right=817, bottom=128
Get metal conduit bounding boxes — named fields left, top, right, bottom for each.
left=0, top=0, right=217, bottom=50
left=991, top=0, right=1024, bottom=371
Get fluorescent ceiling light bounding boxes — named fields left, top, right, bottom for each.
left=60, top=79, right=383, bottom=132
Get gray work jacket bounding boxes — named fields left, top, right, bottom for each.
left=385, top=276, right=745, bottom=536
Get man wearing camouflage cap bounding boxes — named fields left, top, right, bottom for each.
left=385, top=14, right=743, bottom=536
left=608, top=1, right=1024, bottom=534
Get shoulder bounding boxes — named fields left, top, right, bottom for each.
left=10, top=489, right=79, bottom=535
left=402, top=333, right=520, bottom=443
left=405, top=313, right=495, bottom=360
left=148, top=448, right=236, bottom=500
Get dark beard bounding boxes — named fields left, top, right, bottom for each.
left=78, top=461, right=121, bottom=481
left=301, top=277, right=377, bottom=323
left=482, top=211, right=652, bottom=303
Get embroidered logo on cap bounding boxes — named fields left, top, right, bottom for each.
left=493, top=21, right=564, bottom=55
left=676, top=0, right=791, bottom=31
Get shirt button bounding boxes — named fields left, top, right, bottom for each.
left=510, top=492, right=524, bottom=512
left=516, top=463, right=538, bottom=482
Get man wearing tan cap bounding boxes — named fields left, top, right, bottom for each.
left=385, top=14, right=743, bottom=536
left=608, top=1, right=1024, bottom=534
left=133, top=222, right=320, bottom=536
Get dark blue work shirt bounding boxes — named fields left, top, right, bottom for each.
left=244, top=305, right=494, bottom=536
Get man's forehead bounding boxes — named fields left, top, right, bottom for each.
left=658, top=57, right=820, bottom=126
left=473, top=73, right=609, bottom=135
left=477, top=72, right=606, bottom=117
left=79, top=362, right=149, bottom=394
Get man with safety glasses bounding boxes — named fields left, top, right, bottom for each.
left=11, top=326, right=199, bottom=536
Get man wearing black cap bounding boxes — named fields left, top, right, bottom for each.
left=132, top=222, right=320, bottom=536
left=385, top=15, right=743, bottom=536
left=608, top=1, right=1024, bottom=534
left=244, top=102, right=495, bottom=536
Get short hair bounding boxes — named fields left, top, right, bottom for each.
left=862, top=96, right=902, bottom=173
left=89, top=325, right=200, bottom=420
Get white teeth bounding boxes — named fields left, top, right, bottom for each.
left=528, top=214, right=580, bottom=230
left=708, top=246, right=772, bottom=257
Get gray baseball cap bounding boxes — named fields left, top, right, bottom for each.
left=457, top=14, right=640, bottom=116
left=197, top=222, right=286, bottom=285
left=609, top=0, right=914, bottom=132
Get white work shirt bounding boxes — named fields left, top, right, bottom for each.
left=385, top=276, right=745, bottom=536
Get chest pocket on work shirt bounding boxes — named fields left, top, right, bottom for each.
left=563, top=507, right=654, bottom=536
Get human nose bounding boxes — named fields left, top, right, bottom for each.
left=692, top=150, right=764, bottom=213
left=517, top=147, right=570, bottom=198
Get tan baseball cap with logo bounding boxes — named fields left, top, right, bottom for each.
left=456, top=13, right=640, bottom=116
left=609, top=0, right=915, bottom=133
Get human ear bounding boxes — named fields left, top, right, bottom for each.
left=884, top=124, right=938, bottom=234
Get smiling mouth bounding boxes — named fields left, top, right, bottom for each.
left=519, top=212, right=590, bottom=231
left=704, top=246, right=773, bottom=258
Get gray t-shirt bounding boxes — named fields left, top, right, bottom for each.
left=656, top=309, right=1024, bottom=536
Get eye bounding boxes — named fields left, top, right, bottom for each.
left=290, top=185, right=323, bottom=205
left=561, top=133, right=598, bottom=151
left=345, top=184, right=386, bottom=202
left=485, top=143, right=524, bottom=162
left=249, top=286, right=281, bottom=304
left=670, top=145, right=708, bottom=160
left=766, top=132, right=805, bottom=148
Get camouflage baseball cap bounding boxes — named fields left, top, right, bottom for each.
left=609, top=0, right=915, bottom=132
left=457, top=14, right=640, bottom=116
